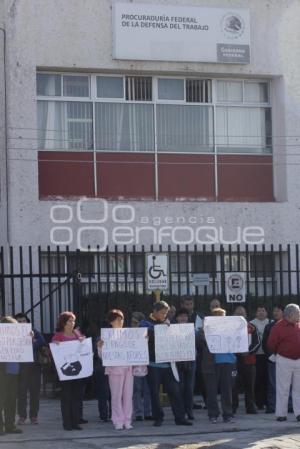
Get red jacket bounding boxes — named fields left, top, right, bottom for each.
left=242, top=322, right=260, bottom=365
left=267, top=319, right=300, bottom=360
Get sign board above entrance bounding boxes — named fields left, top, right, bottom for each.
left=113, top=3, right=250, bottom=64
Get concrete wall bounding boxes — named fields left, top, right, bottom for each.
left=3, top=0, right=300, bottom=249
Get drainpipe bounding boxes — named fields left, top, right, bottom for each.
left=0, top=26, right=10, bottom=246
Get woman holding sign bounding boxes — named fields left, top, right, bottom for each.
left=52, top=311, right=86, bottom=431
left=97, top=309, right=134, bottom=430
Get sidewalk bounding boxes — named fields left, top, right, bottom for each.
left=1, top=398, right=300, bottom=448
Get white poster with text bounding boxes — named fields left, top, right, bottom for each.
left=155, top=323, right=195, bottom=363
left=101, top=327, right=149, bottom=366
left=0, top=324, right=33, bottom=362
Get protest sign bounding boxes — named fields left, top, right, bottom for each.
left=0, top=323, right=33, bottom=362
left=50, top=338, right=93, bottom=381
left=204, top=316, right=248, bottom=353
left=154, top=323, right=195, bottom=363
left=101, top=327, right=149, bottom=366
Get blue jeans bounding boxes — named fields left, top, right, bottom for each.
left=133, top=376, right=152, bottom=418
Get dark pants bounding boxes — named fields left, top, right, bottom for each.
left=177, top=362, right=196, bottom=416
left=94, top=364, right=111, bottom=420
left=17, top=363, right=41, bottom=419
left=147, top=366, right=185, bottom=422
left=60, top=379, right=82, bottom=429
left=0, top=365, right=18, bottom=431
left=255, top=354, right=268, bottom=408
left=203, top=364, right=234, bottom=419
left=232, top=360, right=256, bottom=413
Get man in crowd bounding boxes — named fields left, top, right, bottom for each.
left=232, top=306, right=260, bottom=414
left=262, top=304, right=284, bottom=413
left=140, top=301, right=192, bottom=427
left=267, top=303, right=300, bottom=422
left=250, top=305, right=270, bottom=410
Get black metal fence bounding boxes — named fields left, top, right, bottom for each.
left=0, top=244, right=299, bottom=335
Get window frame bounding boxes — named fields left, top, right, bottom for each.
left=37, top=72, right=272, bottom=157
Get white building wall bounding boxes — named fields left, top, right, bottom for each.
left=2, top=0, right=300, bottom=250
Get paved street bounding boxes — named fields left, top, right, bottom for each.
left=0, top=399, right=300, bottom=449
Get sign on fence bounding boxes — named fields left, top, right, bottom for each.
left=50, top=338, right=93, bottom=381
left=155, top=323, right=195, bottom=363
left=101, top=328, right=149, bottom=366
left=146, top=253, right=168, bottom=291
left=204, top=316, right=248, bottom=353
left=0, top=324, right=33, bottom=362
left=225, top=272, right=246, bottom=303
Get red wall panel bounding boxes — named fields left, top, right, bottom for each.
left=96, top=153, right=155, bottom=200
left=218, top=155, right=274, bottom=201
left=38, top=151, right=95, bottom=198
left=158, top=154, right=215, bottom=200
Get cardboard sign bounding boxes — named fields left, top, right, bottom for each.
left=0, top=324, right=33, bottom=362
left=101, top=327, right=149, bottom=366
left=204, top=316, right=248, bottom=353
left=155, top=323, right=195, bottom=363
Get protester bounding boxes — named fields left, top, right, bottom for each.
left=200, top=308, right=236, bottom=423
left=209, top=298, right=221, bottom=313
left=180, top=296, right=203, bottom=330
left=98, top=309, right=134, bottom=430
left=175, top=308, right=196, bottom=420
left=0, top=316, right=23, bottom=435
left=93, top=321, right=111, bottom=423
left=140, top=301, right=192, bottom=427
left=14, top=313, right=46, bottom=425
left=131, top=312, right=152, bottom=421
left=262, top=304, right=285, bottom=414
left=251, top=305, right=270, bottom=409
left=52, top=311, right=86, bottom=431
left=267, top=303, right=300, bottom=421
left=232, top=306, right=260, bottom=414
left=166, top=305, right=176, bottom=323
left=180, top=296, right=204, bottom=408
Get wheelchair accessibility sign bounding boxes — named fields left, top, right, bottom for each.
left=146, top=253, right=169, bottom=291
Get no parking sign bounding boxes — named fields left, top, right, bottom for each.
left=225, top=272, right=246, bottom=303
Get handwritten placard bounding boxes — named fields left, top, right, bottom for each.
left=101, top=327, right=149, bottom=366
left=155, top=323, right=195, bottom=363
left=204, top=316, right=248, bottom=353
left=0, top=324, right=33, bottom=362
left=50, top=338, right=93, bottom=381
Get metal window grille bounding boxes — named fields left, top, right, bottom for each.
left=186, top=79, right=212, bottom=103
left=125, top=76, right=152, bottom=101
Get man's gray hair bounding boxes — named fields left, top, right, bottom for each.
left=284, top=303, right=300, bottom=319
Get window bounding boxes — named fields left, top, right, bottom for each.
left=216, top=80, right=272, bottom=154
left=41, top=253, right=66, bottom=275
left=157, top=104, right=213, bottom=152
left=38, top=101, right=93, bottom=150
left=125, top=76, right=152, bottom=101
left=186, top=79, right=212, bottom=103
left=158, top=79, right=184, bottom=100
left=37, top=74, right=271, bottom=155
left=97, top=76, right=124, bottom=98
left=95, top=103, right=154, bottom=151
left=63, top=75, right=90, bottom=97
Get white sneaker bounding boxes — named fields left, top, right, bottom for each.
left=114, top=424, right=123, bottom=430
left=124, top=424, right=133, bottom=430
